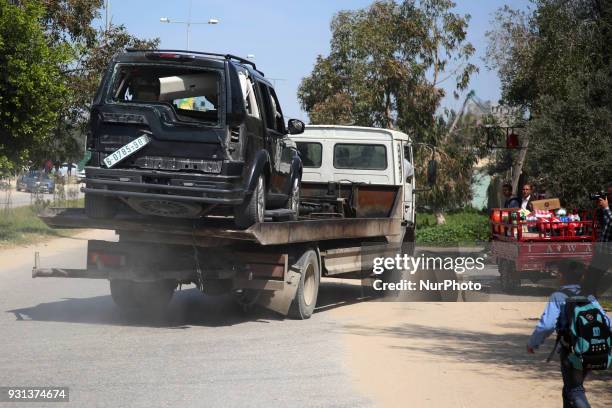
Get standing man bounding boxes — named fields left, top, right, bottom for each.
left=502, top=182, right=520, bottom=208
left=521, top=183, right=535, bottom=211
left=582, top=182, right=612, bottom=296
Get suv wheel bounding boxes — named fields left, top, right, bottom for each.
left=85, top=194, right=117, bottom=219
left=286, top=177, right=300, bottom=221
left=234, top=174, right=266, bottom=229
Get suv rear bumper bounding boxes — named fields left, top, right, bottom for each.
left=83, top=167, right=245, bottom=205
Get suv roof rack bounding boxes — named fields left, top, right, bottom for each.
left=124, top=49, right=264, bottom=76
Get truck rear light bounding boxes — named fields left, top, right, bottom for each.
left=89, top=252, right=126, bottom=268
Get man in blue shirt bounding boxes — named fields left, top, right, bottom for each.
left=527, top=261, right=611, bottom=408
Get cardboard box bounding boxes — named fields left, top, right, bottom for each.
left=531, top=198, right=561, bottom=211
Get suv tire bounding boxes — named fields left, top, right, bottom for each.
left=85, top=194, right=117, bottom=219
left=234, top=174, right=266, bottom=229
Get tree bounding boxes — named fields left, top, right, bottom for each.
left=0, top=0, right=158, bottom=170
left=0, top=0, right=71, bottom=171
left=486, top=0, right=612, bottom=208
left=298, top=0, right=480, bottom=222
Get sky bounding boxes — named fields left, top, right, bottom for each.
left=100, top=0, right=531, bottom=122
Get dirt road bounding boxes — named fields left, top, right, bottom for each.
left=329, top=297, right=612, bottom=407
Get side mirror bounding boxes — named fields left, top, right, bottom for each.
left=427, top=159, right=437, bottom=186
left=287, top=119, right=305, bottom=135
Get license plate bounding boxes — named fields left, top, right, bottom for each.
left=103, top=134, right=151, bottom=168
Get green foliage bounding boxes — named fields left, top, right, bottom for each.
left=298, top=0, right=477, bottom=134
left=0, top=0, right=158, bottom=169
left=0, top=0, right=71, bottom=168
left=298, top=0, right=481, bottom=211
left=0, top=205, right=65, bottom=244
left=416, top=209, right=490, bottom=244
left=486, top=0, right=612, bottom=205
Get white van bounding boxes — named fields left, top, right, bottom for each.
left=290, top=125, right=416, bottom=228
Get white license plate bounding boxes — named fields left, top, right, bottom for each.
left=103, top=134, right=151, bottom=168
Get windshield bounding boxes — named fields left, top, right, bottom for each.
left=108, top=64, right=222, bottom=125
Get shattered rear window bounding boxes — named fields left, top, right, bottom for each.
left=108, top=64, right=222, bottom=125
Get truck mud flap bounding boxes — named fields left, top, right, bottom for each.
left=254, top=268, right=301, bottom=316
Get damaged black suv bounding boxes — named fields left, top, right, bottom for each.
left=84, top=50, right=304, bottom=228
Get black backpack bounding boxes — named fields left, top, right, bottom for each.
left=559, top=289, right=611, bottom=370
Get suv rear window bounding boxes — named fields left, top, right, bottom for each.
left=296, top=142, right=322, bottom=168
left=109, top=64, right=222, bottom=125
left=333, top=144, right=387, bottom=170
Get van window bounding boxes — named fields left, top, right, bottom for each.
left=296, top=142, right=322, bottom=168
left=333, top=144, right=387, bottom=170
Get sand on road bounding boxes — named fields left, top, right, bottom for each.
left=329, top=297, right=612, bottom=408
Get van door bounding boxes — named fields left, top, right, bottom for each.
left=401, top=142, right=416, bottom=224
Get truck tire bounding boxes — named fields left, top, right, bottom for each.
left=285, top=177, right=300, bottom=221
left=288, top=249, right=320, bottom=319
left=85, top=194, right=117, bottom=219
left=499, top=259, right=521, bottom=293
left=234, top=174, right=265, bottom=229
left=110, top=279, right=176, bottom=311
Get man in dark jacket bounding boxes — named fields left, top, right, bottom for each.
left=502, top=182, right=520, bottom=208
left=520, top=183, right=535, bottom=211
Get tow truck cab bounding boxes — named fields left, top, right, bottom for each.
left=290, top=125, right=415, bottom=233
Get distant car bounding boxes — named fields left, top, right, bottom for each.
left=25, top=173, right=55, bottom=194
left=17, top=171, right=42, bottom=191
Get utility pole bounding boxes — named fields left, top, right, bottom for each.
left=160, top=0, right=219, bottom=50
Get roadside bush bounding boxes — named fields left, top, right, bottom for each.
left=416, top=209, right=490, bottom=244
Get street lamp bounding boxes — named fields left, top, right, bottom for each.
left=159, top=1, right=219, bottom=50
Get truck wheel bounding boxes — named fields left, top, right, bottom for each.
left=285, top=177, right=300, bottom=221
left=499, top=260, right=521, bottom=293
left=234, top=174, right=265, bottom=229
left=110, top=279, right=177, bottom=311
left=85, top=194, right=117, bottom=219
left=288, top=249, right=320, bottom=319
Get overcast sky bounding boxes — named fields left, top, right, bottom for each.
left=101, top=0, right=530, bottom=121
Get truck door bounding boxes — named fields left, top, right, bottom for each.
left=401, top=142, right=416, bottom=225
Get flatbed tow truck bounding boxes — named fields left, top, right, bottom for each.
left=33, top=126, right=424, bottom=319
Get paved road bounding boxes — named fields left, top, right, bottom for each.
left=0, top=235, right=371, bottom=408
left=1, top=185, right=83, bottom=209
left=1, top=190, right=54, bottom=208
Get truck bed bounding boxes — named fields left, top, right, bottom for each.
left=39, top=208, right=402, bottom=246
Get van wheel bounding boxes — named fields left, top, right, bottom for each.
left=234, top=174, right=265, bottom=229
left=288, top=249, right=320, bottom=319
left=110, top=279, right=177, bottom=311
left=285, top=177, right=300, bottom=221
left=85, top=194, right=117, bottom=219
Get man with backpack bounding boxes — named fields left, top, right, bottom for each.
left=527, top=260, right=611, bottom=408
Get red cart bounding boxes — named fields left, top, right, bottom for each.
left=490, top=208, right=597, bottom=292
